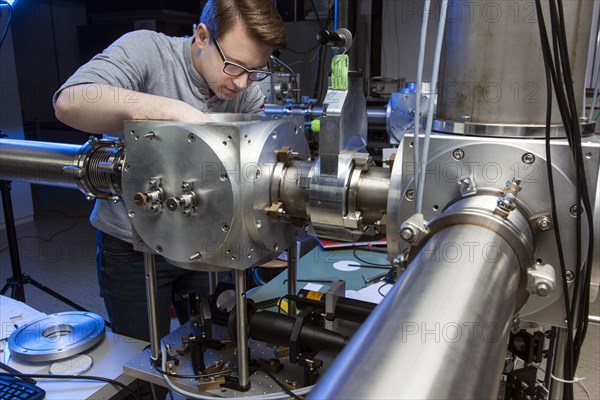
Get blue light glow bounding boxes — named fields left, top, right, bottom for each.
left=1, top=0, right=17, bottom=7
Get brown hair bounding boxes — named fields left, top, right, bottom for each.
left=200, top=0, right=287, bottom=49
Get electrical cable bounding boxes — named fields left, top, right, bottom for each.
left=153, top=363, right=237, bottom=380
left=263, top=371, right=303, bottom=400
left=551, top=0, right=595, bottom=373
left=352, top=249, right=391, bottom=266
left=534, top=2, right=596, bottom=399
left=534, top=3, right=575, bottom=398
left=377, top=283, right=389, bottom=298
left=0, top=218, right=81, bottom=253
left=0, top=1, right=13, bottom=49
left=286, top=43, right=320, bottom=55
left=0, top=372, right=141, bottom=400
left=416, top=0, right=448, bottom=214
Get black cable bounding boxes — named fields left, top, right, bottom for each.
left=352, top=249, right=391, bottom=266
left=550, top=1, right=595, bottom=371
left=263, top=370, right=304, bottom=400
left=535, top=4, right=575, bottom=398
left=0, top=1, right=13, bottom=49
left=0, top=372, right=141, bottom=400
left=285, top=43, right=320, bottom=55
left=377, top=283, right=389, bottom=298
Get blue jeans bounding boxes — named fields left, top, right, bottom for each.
left=96, top=230, right=220, bottom=341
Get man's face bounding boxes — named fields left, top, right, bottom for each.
left=193, top=23, right=272, bottom=100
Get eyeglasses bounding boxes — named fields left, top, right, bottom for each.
left=213, top=39, right=271, bottom=82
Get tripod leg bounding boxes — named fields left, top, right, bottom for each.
left=0, top=181, right=25, bottom=302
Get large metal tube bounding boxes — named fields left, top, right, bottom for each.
left=308, top=224, right=525, bottom=399
left=0, top=138, right=82, bottom=189
left=437, top=0, right=593, bottom=125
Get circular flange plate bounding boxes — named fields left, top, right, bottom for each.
left=8, top=312, right=105, bottom=362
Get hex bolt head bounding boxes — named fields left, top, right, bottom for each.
left=536, top=217, right=552, bottom=231
left=400, top=227, right=415, bottom=242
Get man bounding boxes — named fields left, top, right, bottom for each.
left=53, top=0, right=287, bottom=342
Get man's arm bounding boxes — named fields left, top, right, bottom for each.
left=54, top=83, right=212, bottom=134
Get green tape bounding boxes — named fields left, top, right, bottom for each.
left=331, top=54, right=349, bottom=90
left=310, top=118, right=320, bottom=133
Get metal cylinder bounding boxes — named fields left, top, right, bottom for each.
left=278, top=161, right=311, bottom=219
left=355, top=166, right=389, bottom=225
left=366, top=105, right=387, bottom=130
left=287, top=241, right=300, bottom=317
left=235, top=269, right=250, bottom=389
left=0, top=138, right=82, bottom=189
left=249, top=310, right=348, bottom=352
left=308, top=224, right=525, bottom=399
left=437, top=0, right=593, bottom=125
left=143, top=252, right=160, bottom=361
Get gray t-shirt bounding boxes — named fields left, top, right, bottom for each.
left=54, top=30, right=265, bottom=241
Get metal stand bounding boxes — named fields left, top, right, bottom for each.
left=143, top=252, right=161, bottom=361
left=208, top=271, right=218, bottom=295
left=287, top=241, right=300, bottom=317
left=235, top=269, right=250, bottom=390
left=0, top=180, right=88, bottom=312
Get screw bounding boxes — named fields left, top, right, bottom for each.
left=109, top=195, right=120, bottom=203
left=183, top=208, right=193, bottom=217
left=85, top=193, right=96, bottom=201
left=405, top=189, right=416, bottom=201
left=522, top=153, right=535, bottom=165
left=569, top=205, right=582, bottom=217
left=189, top=252, right=202, bottom=261
left=144, top=132, right=156, bottom=139
left=536, top=216, right=552, bottom=231
left=156, top=245, right=163, bottom=253
left=400, top=227, right=415, bottom=242
left=534, top=282, right=550, bottom=297
left=188, top=134, right=196, bottom=142
left=452, top=148, right=465, bottom=160
left=565, top=270, right=574, bottom=282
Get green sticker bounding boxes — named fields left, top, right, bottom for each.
left=331, top=54, right=349, bottom=90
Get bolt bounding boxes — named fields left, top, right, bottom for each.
left=85, top=193, right=96, bottom=201
left=534, top=282, right=550, bottom=297
left=536, top=216, right=552, bottom=231
left=182, top=182, right=191, bottom=190
left=569, top=205, right=582, bottom=217
left=183, top=208, right=193, bottom=217
left=565, top=270, right=575, bottom=282
left=189, top=252, right=202, bottom=261
left=188, top=133, right=196, bottom=142
left=144, top=132, right=156, bottom=139
left=452, top=148, right=465, bottom=160
left=522, top=153, right=535, bottom=165
left=109, top=195, right=120, bottom=203
left=405, top=189, right=416, bottom=201
left=400, top=227, right=415, bottom=242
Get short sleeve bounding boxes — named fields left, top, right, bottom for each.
left=52, top=30, right=159, bottom=105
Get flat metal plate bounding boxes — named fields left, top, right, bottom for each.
left=8, top=312, right=105, bottom=362
left=124, top=322, right=336, bottom=397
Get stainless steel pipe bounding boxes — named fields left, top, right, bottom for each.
left=143, top=252, right=161, bottom=361
left=438, top=0, right=593, bottom=125
left=0, top=138, right=82, bottom=189
left=308, top=223, right=525, bottom=399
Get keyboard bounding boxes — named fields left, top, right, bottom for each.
left=0, top=375, right=45, bottom=400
